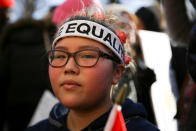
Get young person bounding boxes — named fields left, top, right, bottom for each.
left=26, top=9, right=159, bottom=131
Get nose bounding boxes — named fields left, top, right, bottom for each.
left=64, top=57, right=80, bottom=75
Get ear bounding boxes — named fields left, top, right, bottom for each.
left=112, top=64, right=125, bottom=85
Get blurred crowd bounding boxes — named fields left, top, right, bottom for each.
left=0, top=0, right=196, bottom=131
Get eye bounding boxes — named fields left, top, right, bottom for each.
left=55, top=54, right=66, bottom=59
left=81, top=54, right=96, bottom=58
left=53, top=51, right=67, bottom=59
left=78, top=51, right=98, bottom=59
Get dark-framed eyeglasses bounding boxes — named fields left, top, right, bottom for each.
left=48, top=49, right=119, bottom=68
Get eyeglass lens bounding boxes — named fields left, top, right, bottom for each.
left=48, top=50, right=100, bottom=67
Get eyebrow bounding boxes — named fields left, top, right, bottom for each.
left=78, top=45, right=100, bottom=50
left=54, top=46, right=68, bottom=50
left=54, top=45, right=100, bottom=51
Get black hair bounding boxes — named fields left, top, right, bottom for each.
left=136, top=7, right=161, bottom=32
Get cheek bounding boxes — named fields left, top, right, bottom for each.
left=49, top=66, right=61, bottom=92
left=83, top=64, right=114, bottom=95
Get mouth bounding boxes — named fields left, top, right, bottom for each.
left=60, top=80, right=81, bottom=90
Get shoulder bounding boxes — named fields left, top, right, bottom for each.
left=122, top=98, right=147, bottom=118
left=26, top=102, right=69, bottom=131
left=122, top=99, right=159, bottom=131
left=126, top=116, right=159, bottom=131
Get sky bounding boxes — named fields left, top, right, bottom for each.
left=10, top=0, right=155, bottom=22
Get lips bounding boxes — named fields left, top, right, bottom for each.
left=60, top=80, right=81, bottom=90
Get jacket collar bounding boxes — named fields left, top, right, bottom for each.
left=48, top=98, right=147, bottom=130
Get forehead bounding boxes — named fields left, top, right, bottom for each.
left=55, top=36, right=108, bottom=51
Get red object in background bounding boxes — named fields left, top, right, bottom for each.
left=0, top=0, right=15, bottom=8
left=116, top=30, right=127, bottom=44
left=124, top=55, right=131, bottom=65
left=52, top=0, right=103, bottom=25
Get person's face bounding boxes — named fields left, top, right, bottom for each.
left=49, top=36, right=123, bottom=110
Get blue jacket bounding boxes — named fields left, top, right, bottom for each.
left=26, top=99, right=159, bottom=131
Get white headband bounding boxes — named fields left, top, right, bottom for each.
left=52, top=20, right=124, bottom=63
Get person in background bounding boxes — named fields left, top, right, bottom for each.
left=134, top=4, right=166, bottom=125
left=187, top=25, right=196, bottom=83
left=162, top=0, right=196, bottom=130
left=25, top=5, right=159, bottom=131
left=0, top=0, right=15, bottom=130
left=52, top=0, right=103, bottom=26
left=0, top=18, right=52, bottom=131
left=135, top=7, right=162, bottom=32
left=104, top=3, right=138, bottom=102
left=184, top=25, right=196, bottom=131
left=105, top=3, right=158, bottom=125
left=0, top=0, right=14, bottom=36
left=42, top=6, right=57, bottom=51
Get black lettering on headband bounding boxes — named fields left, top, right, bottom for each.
left=92, top=26, right=104, bottom=38
left=66, top=23, right=77, bottom=33
left=112, top=38, right=119, bottom=52
left=103, top=33, right=112, bottom=46
left=118, top=45, right=124, bottom=58
left=113, top=38, right=123, bottom=59
left=58, top=26, right=64, bottom=37
left=77, top=23, right=90, bottom=35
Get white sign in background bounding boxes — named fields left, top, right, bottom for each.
left=138, top=30, right=178, bottom=131
left=28, top=90, right=59, bottom=126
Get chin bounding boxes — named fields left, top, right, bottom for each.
left=60, top=97, right=83, bottom=109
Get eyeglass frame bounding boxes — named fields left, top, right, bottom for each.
left=48, top=49, right=120, bottom=68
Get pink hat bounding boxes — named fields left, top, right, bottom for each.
left=0, top=0, right=15, bottom=8
left=52, top=0, right=103, bottom=25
